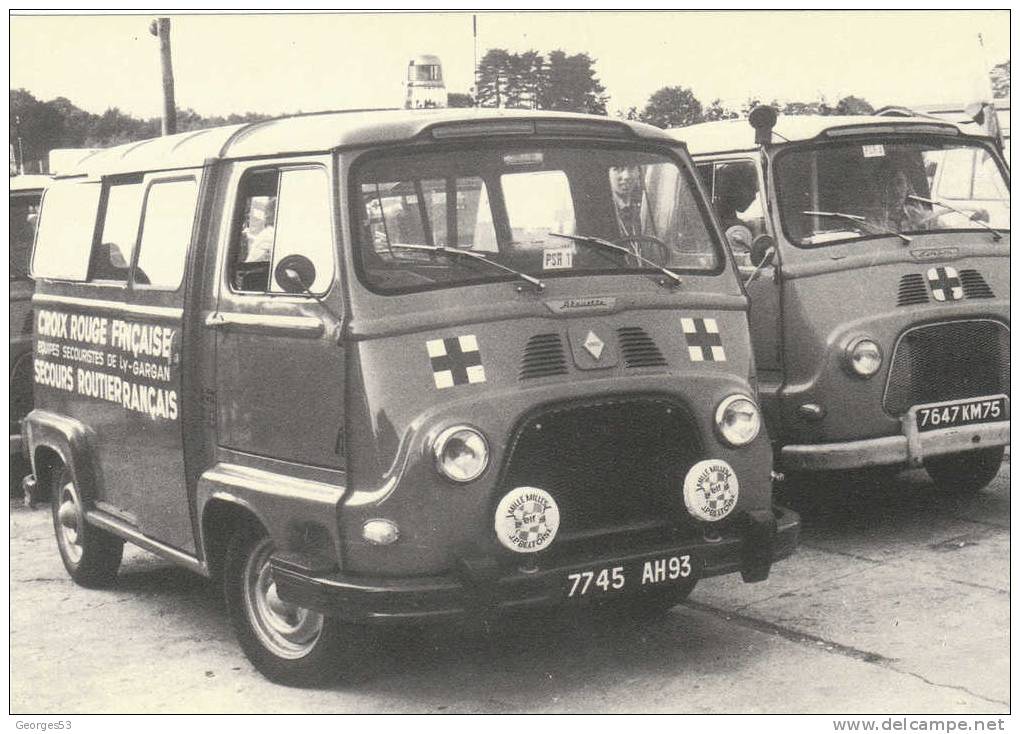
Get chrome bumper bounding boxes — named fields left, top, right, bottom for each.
left=781, top=396, right=1010, bottom=471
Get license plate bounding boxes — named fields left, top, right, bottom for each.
left=915, top=397, right=1007, bottom=433
left=565, top=554, right=694, bottom=599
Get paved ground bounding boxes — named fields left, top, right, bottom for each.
left=10, top=462, right=1010, bottom=714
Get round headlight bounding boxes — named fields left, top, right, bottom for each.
left=715, top=395, right=762, bottom=447
left=432, top=425, right=489, bottom=483
left=846, top=337, right=883, bottom=378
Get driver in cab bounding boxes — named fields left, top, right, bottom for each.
left=609, top=164, right=645, bottom=238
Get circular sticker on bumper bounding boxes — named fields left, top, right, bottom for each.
left=683, top=460, right=739, bottom=522
left=494, top=486, right=560, bottom=553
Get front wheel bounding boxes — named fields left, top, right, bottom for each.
left=224, top=523, right=354, bottom=687
left=924, top=446, right=1004, bottom=494
left=51, top=467, right=123, bottom=587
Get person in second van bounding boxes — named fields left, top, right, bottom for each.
left=872, top=162, right=930, bottom=233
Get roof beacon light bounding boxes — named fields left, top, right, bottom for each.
left=749, top=106, right=778, bottom=146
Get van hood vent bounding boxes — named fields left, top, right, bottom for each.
left=520, top=333, right=569, bottom=379
left=617, top=326, right=668, bottom=368
left=897, top=273, right=929, bottom=306
left=959, top=269, right=995, bottom=299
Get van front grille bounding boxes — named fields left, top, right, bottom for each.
left=501, top=397, right=700, bottom=536
left=884, top=320, right=1009, bottom=415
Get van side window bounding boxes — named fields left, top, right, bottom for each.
left=229, top=171, right=279, bottom=292
left=93, top=178, right=145, bottom=283
left=705, top=161, right=765, bottom=266
left=32, top=181, right=102, bottom=281
left=229, top=167, right=333, bottom=294
left=135, top=179, right=199, bottom=289
left=269, top=167, right=333, bottom=294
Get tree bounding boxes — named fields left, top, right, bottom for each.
left=10, top=89, right=65, bottom=172
left=539, top=50, right=607, bottom=115
left=990, top=60, right=1009, bottom=99
left=509, top=50, right=545, bottom=109
left=447, top=92, right=475, bottom=108
left=475, top=48, right=514, bottom=108
left=834, top=95, right=874, bottom=115
left=703, top=98, right=738, bottom=122
left=639, top=86, right=703, bottom=129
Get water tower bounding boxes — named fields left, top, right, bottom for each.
left=405, top=54, right=447, bottom=109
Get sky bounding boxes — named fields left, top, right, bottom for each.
left=9, top=11, right=1010, bottom=121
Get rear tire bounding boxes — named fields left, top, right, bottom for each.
left=223, top=522, right=353, bottom=687
left=51, top=467, right=123, bottom=587
left=924, top=446, right=1004, bottom=494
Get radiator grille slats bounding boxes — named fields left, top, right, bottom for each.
left=959, top=269, right=995, bottom=299
left=884, top=320, right=1010, bottom=415
left=897, top=273, right=930, bottom=306
left=519, top=333, right=568, bottom=379
left=617, top=326, right=668, bottom=368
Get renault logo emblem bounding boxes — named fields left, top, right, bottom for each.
left=583, top=330, right=605, bottom=360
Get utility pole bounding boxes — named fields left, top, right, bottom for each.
left=149, top=17, right=177, bottom=135
left=472, top=15, right=478, bottom=106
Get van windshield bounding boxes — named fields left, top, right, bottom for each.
left=352, top=145, right=720, bottom=293
left=775, top=139, right=1010, bottom=247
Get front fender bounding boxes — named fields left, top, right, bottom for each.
left=195, top=463, right=347, bottom=570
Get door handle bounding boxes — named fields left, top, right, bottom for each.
left=203, top=311, right=325, bottom=338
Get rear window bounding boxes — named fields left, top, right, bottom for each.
left=32, top=181, right=101, bottom=281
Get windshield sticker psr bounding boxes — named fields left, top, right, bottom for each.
left=427, top=335, right=486, bottom=389
left=543, top=247, right=574, bottom=270
left=682, top=317, right=726, bottom=362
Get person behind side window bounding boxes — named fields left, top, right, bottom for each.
left=244, top=197, right=277, bottom=262
left=713, top=164, right=758, bottom=265
left=609, top=165, right=645, bottom=238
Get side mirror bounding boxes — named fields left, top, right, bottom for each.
left=749, top=234, right=776, bottom=268
left=970, top=208, right=990, bottom=223
left=749, top=105, right=778, bottom=145
left=273, top=254, right=317, bottom=294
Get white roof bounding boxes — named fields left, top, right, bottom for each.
left=672, top=114, right=987, bottom=156
left=9, top=174, right=52, bottom=192
left=60, top=108, right=675, bottom=179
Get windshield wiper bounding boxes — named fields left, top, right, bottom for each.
left=803, top=210, right=911, bottom=244
left=387, top=243, right=545, bottom=290
left=549, top=233, right=682, bottom=287
left=907, top=195, right=1003, bottom=242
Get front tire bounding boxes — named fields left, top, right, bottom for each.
left=51, top=467, right=123, bottom=587
left=223, top=522, right=352, bottom=687
left=925, top=446, right=1004, bottom=494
